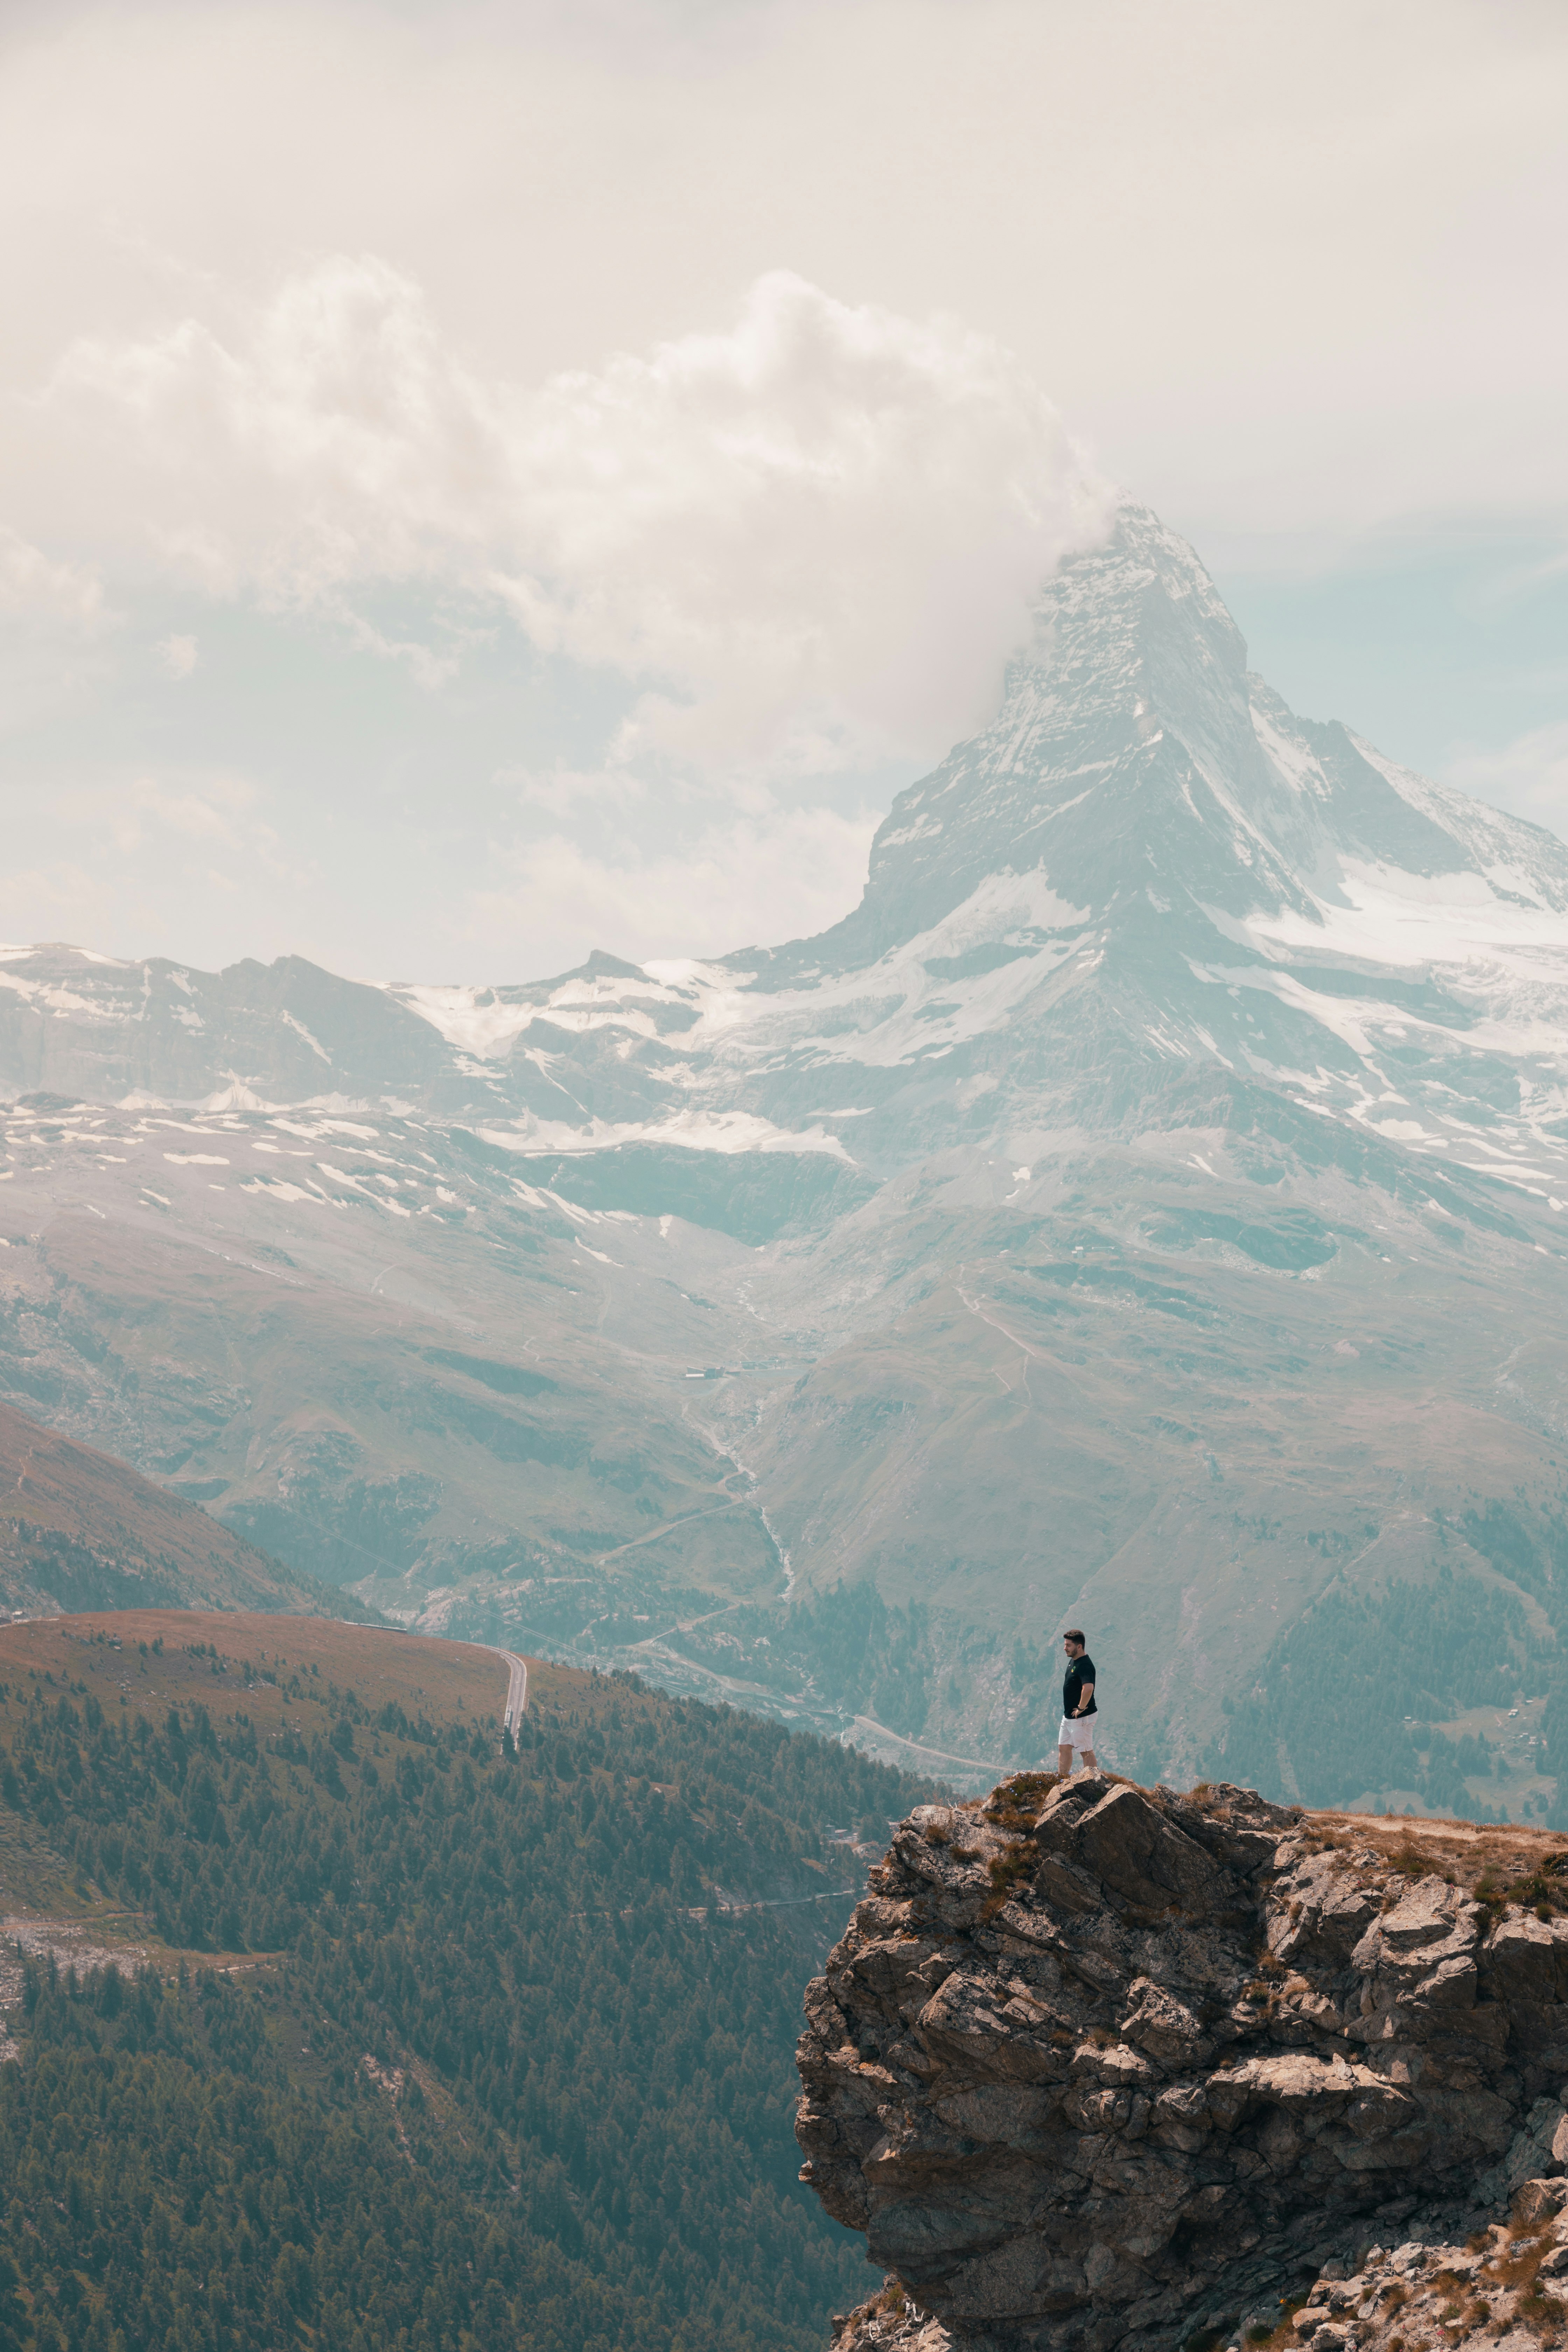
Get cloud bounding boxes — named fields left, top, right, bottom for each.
left=472, top=800, right=878, bottom=968
left=108, top=776, right=252, bottom=852
left=0, top=524, right=104, bottom=626
left=509, top=765, right=649, bottom=818
left=1447, top=723, right=1568, bottom=834
left=44, top=260, right=1113, bottom=771
left=2, top=0, right=1566, bottom=986
left=493, top=271, right=1115, bottom=768
left=156, top=632, right=197, bottom=678
left=7, top=0, right=1567, bottom=555
left=0, top=524, right=115, bottom=734
left=0, top=769, right=320, bottom=962
left=43, top=770, right=312, bottom=888
left=53, top=253, right=504, bottom=602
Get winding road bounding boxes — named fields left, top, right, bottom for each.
left=486, top=1647, right=529, bottom=1740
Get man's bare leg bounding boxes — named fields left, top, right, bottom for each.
left=1057, top=1743, right=1073, bottom=1775
left=1081, top=1748, right=1097, bottom=1771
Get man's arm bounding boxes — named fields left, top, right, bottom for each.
left=1075, top=1681, right=1094, bottom=1716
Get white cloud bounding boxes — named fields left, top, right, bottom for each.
left=0, top=769, right=318, bottom=962
left=156, top=632, right=197, bottom=678
left=53, top=253, right=504, bottom=602
left=4, top=0, right=1564, bottom=982
left=4, top=0, right=1566, bottom=559
left=1447, top=723, right=1568, bottom=833
left=0, top=524, right=115, bottom=735
left=472, top=801, right=878, bottom=968
left=108, top=776, right=252, bottom=852
left=43, top=260, right=1113, bottom=771
left=510, top=765, right=648, bottom=818
left=0, top=523, right=104, bottom=626
left=43, top=770, right=311, bottom=888
left=493, top=271, right=1114, bottom=768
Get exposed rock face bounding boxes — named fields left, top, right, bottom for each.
left=796, top=1773, right=1568, bottom=2352
left=826, top=2209, right=1568, bottom=2352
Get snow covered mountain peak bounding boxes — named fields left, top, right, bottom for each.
left=4, top=500, right=1568, bottom=1210
left=750, top=501, right=1568, bottom=991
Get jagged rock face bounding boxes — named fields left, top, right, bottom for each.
left=828, top=2208, right=1568, bottom=2352
left=796, top=1773, right=1568, bottom=2352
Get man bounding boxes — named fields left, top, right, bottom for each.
left=1057, top=1629, right=1098, bottom=1775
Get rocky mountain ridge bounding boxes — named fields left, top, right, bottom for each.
left=798, top=1771, right=1568, bottom=2351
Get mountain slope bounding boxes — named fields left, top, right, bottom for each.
left=0, top=1611, right=932, bottom=2351
left=3, top=504, right=1567, bottom=1807
left=0, top=1396, right=378, bottom=1621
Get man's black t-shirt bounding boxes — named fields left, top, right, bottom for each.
left=1062, top=1654, right=1097, bottom=1718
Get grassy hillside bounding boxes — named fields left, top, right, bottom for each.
left=0, top=1400, right=380, bottom=1624
left=0, top=1201, right=782, bottom=1612
left=0, top=1612, right=934, bottom=2352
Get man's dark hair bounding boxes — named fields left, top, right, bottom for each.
left=1064, top=1628, right=1085, bottom=1645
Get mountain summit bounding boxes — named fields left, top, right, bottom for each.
left=6, top=503, right=1567, bottom=1182
left=3, top=505, right=1567, bottom=1809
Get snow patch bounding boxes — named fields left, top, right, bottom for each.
left=1246, top=857, right=1568, bottom=977
left=281, top=1010, right=332, bottom=1063
left=476, top=1109, right=854, bottom=1161
left=385, top=983, right=536, bottom=1059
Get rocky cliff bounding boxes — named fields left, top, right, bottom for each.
left=796, top=1770, right=1568, bottom=2352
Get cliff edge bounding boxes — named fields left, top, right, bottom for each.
left=796, top=1770, right=1568, bottom=2352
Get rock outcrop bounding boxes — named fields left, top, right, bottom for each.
left=796, top=1772, right=1568, bottom=2352
left=826, top=2211, right=1568, bottom=2352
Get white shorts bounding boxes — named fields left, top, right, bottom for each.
left=1058, top=1714, right=1099, bottom=1751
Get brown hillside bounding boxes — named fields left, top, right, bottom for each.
left=0, top=1609, right=545, bottom=1727
left=0, top=1399, right=377, bottom=1622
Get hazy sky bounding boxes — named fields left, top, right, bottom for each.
left=2, top=0, right=1566, bottom=980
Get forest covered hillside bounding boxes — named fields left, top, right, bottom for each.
left=0, top=1612, right=933, bottom=2352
